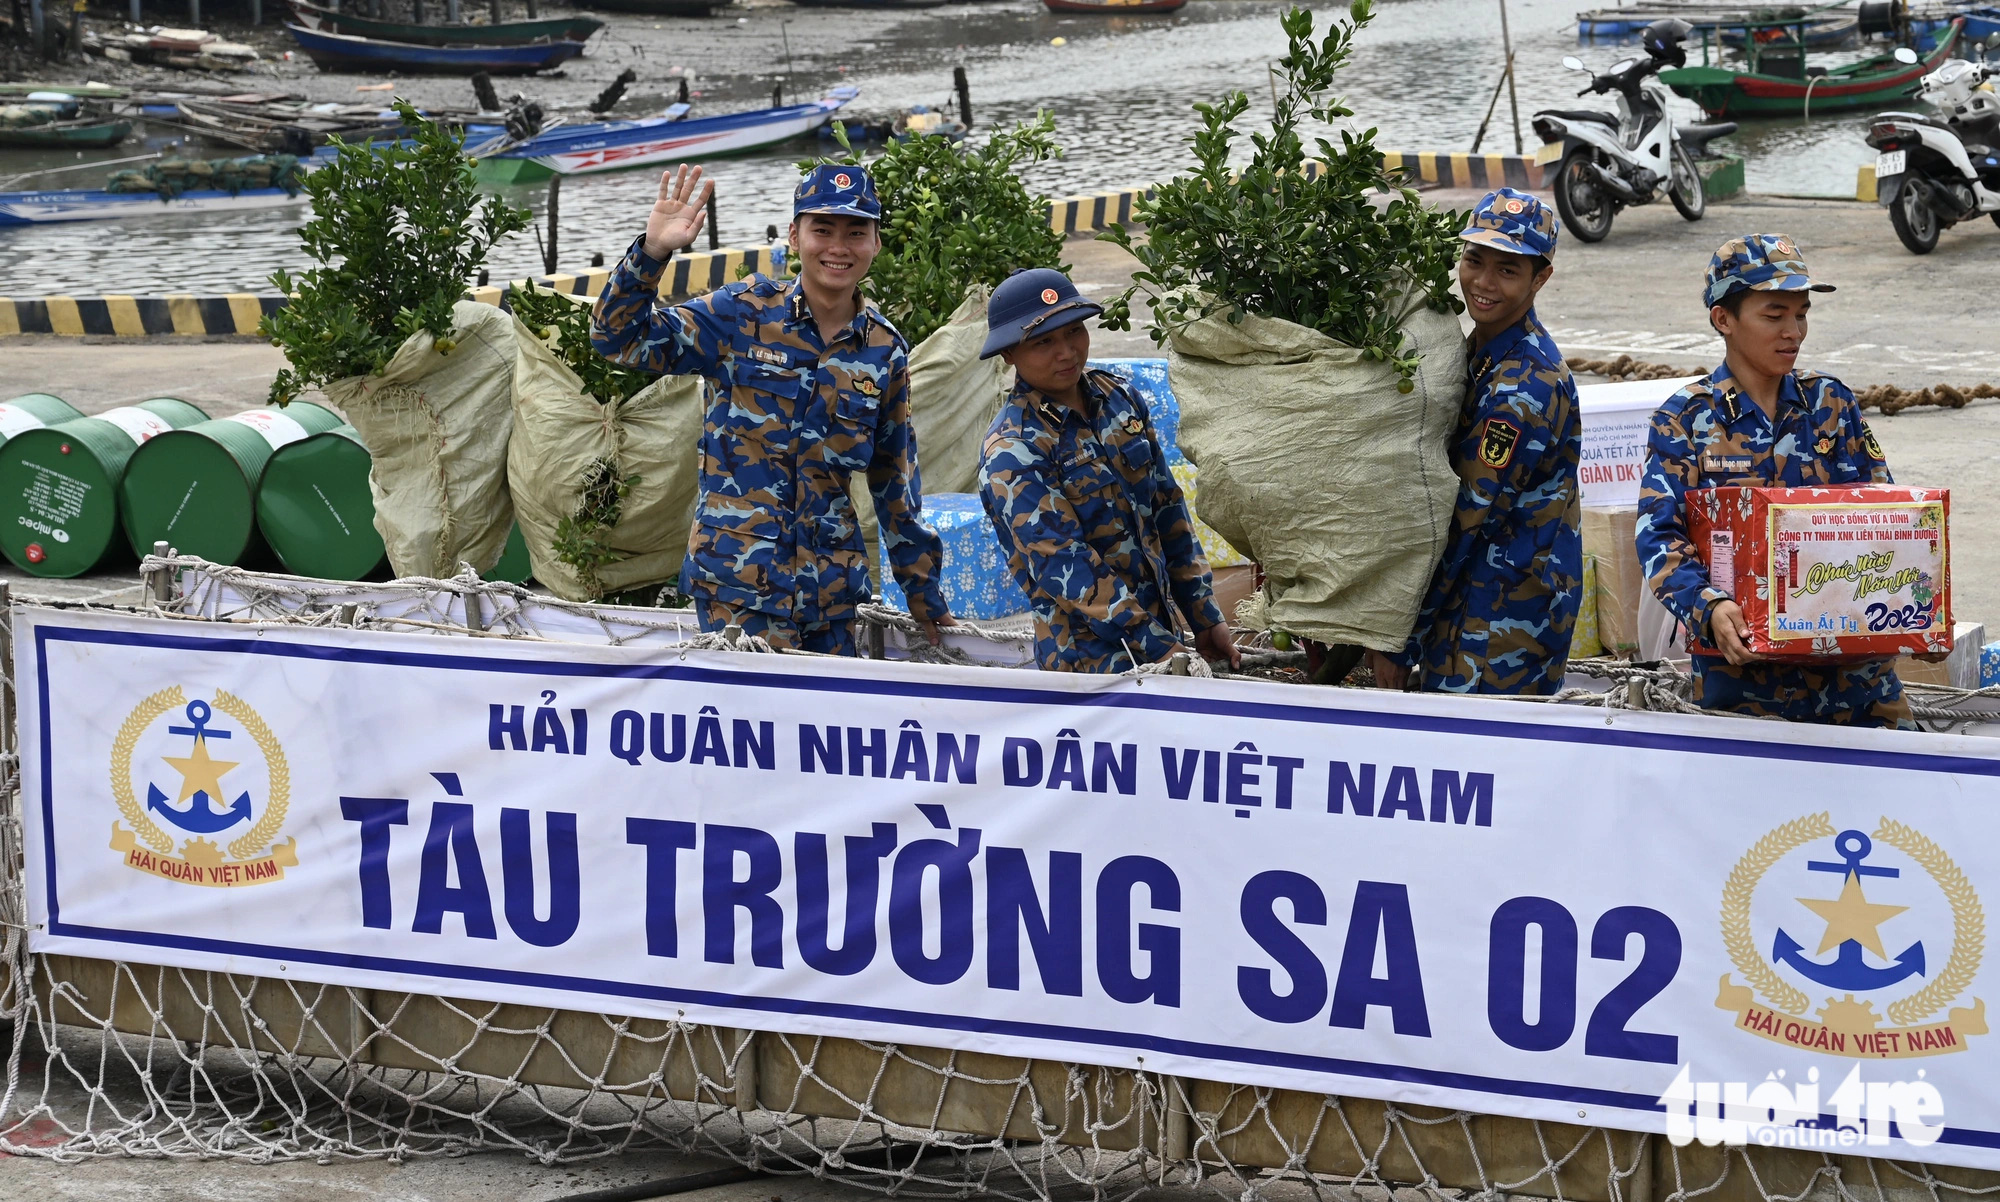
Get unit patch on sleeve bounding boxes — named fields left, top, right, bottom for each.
left=1478, top=418, right=1521, bottom=469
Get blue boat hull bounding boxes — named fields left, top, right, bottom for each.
left=0, top=186, right=309, bottom=227
left=285, top=23, right=587, bottom=74
left=472, top=87, right=859, bottom=180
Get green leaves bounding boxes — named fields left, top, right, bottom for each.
left=260, top=101, right=531, bottom=405
left=509, top=282, right=654, bottom=406
left=1098, top=5, right=1464, bottom=385
left=551, top=456, right=639, bottom=600
left=804, top=114, right=1068, bottom=346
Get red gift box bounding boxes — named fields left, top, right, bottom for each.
left=1686, top=486, right=1951, bottom=659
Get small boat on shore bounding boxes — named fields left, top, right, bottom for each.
left=1042, top=0, right=1187, bottom=12
left=289, top=0, right=604, bottom=45
left=0, top=117, right=132, bottom=149
left=1663, top=18, right=1962, bottom=117
left=0, top=152, right=321, bottom=227
left=285, top=22, right=588, bottom=74
left=788, top=0, right=946, bottom=8
left=568, top=0, right=737, bottom=15
left=471, top=86, right=858, bottom=182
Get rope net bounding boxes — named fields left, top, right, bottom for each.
left=4, top=559, right=2000, bottom=1202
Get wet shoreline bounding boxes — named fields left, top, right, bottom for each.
left=3, top=0, right=1891, bottom=294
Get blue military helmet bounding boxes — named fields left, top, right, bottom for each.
left=979, top=268, right=1103, bottom=359
left=794, top=163, right=881, bottom=221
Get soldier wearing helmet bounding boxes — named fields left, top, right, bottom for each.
left=976, top=269, right=1238, bottom=673
left=590, top=162, right=953, bottom=654
left=1635, top=234, right=1941, bottom=726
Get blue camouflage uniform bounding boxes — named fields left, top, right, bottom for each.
left=589, top=164, right=948, bottom=654
left=1635, top=233, right=1911, bottom=728
left=975, top=269, right=1225, bottom=672
left=1398, top=189, right=1583, bottom=694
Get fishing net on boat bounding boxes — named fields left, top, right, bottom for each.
left=104, top=154, right=306, bottom=199
left=0, top=105, right=56, bottom=129
left=5, top=558, right=2000, bottom=1202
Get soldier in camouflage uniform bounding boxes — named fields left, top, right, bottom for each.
left=1636, top=234, right=1933, bottom=728
left=1374, top=188, right=1582, bottom=695
left=975, top=269, right=1237, bottom=673
left=590, top=162, right=951, bottom=654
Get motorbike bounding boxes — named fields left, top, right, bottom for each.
left=1529, top=18, right=1738, bottom=243
left=1865, top=35, right=2000, bottom=254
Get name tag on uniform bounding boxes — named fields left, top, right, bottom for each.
left=1701, top=452, right=1754, bottom=474
left=746, top=345, right=790, bottom=366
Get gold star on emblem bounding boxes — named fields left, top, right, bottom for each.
left=1797, top=873, right=1908, bottom=959
left=161, top=736, right=239, bottom=806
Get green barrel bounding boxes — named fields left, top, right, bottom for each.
left=0, top=393, right=83, bottom=445
left=0, top=397, right=210, bottom=577
left=254, top=423, right=387, bottom=581
left=489, top=522, right=533, bottom=584
left=120, top=402, right=346, bottom=566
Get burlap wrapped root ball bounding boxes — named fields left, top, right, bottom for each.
left=1167, top=289, right=1467, bottom=652
left=507, top=314, right=707, bottom=602
left=324, top=299, right=518, bottom=580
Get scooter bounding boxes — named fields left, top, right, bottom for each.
left=1529, top=18, right=1738, bottom=243
left=1865, top=35, right=2000, bottom=254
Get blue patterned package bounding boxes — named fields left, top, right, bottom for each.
left=1091, top=358, right=1184, bottom=466
left=1984, top=642, right=2000, bottom=688
left=877, top=492, right=1032, bottom=621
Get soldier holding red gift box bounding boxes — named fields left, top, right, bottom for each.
left=1636, top=235, right=1940, bottom=729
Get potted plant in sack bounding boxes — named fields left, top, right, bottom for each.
left=1100, top=1, right=1468, bottom=682
left=262, top=100, right=531, bottom=581
left=506, top=283, right=704, bottom=604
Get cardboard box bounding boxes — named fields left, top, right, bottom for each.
left=1898, top=622, right=1985, bottom=688
left=1582, top=507, right=1644, bottom=655
left=1687, top=486, right=1951, bottom=660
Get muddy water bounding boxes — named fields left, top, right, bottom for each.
left=0, top=0, right=1883, bottom=295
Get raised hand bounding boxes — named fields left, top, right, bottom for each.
left=643, top=164, right=713, bottom=260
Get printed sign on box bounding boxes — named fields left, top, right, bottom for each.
left=1688, top=486, right=1951, bottom=659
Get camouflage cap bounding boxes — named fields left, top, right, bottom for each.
left=1704, top=233, right=1835, bottom=308
left=793, top=163, right=881, bottom=221
left=1459, top=187, right=1559, bottom=259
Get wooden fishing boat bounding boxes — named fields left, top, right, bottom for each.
left=0, top=118, right=133, bottom=149
left=1662, top=18, right=1961, bottom=117
left=0, top=184, right=311, bottom=226
left=289, top=0, right=603, bottom=45
left=567, top=0, right=736, bottom=15
left=1042, top=0, right=1186, bottom=12
left=786, top=0, right=945, bottom=8
left=471, top=86, right=857, bottom=183
left=1717, top=14, right=1855, bottom=49
left=284, top=23, right=588, bottom=74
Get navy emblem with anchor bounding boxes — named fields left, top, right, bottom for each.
left=1773, top=830, right=1925, bottom=991
left=150, top=700, right=252, bottom=834
left=1479, top=418, right=1520, bottom=469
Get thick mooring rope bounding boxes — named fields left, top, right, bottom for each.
left=1564, top=355, right=2000, bottom=415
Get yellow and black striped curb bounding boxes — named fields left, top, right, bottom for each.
left=1380, top=151, right=1544, bottom=191
left=0, top=294, right=285, bottom=337
left=0, top=152, right=1543, bottom=337
left=0, top=245, right=783, bottom=338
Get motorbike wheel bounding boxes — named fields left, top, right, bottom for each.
left=1991, top=210, right=2000, bottom=230
left=1554, top=149, right=1614, bottom=243
left=1889, top=179, right=1940, bottom=254
left=1669, top=141, right=1706, bottom=221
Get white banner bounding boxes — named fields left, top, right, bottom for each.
left=18, top=607, right=2000, bottom=1168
